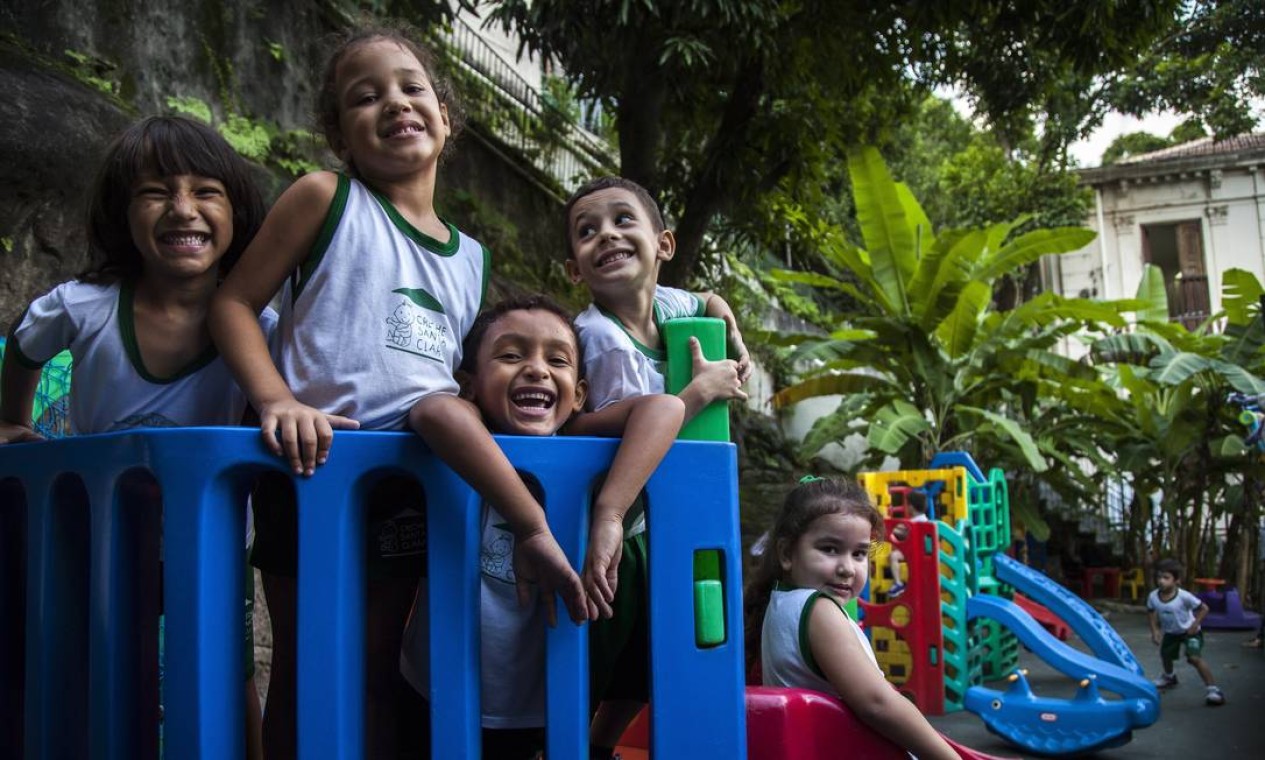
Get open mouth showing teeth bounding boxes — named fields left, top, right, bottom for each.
left=385, top=123, right=423, bottom=138
left=511, top=391, right=556, bottom=410
left=159, top=232, right=209, bottom=246
left=596, top=250, right=632, bottom=267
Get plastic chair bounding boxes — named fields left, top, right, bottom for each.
left=1120, top=568, right=1145, bottom=602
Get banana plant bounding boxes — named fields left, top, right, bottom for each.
left=770, top=146, right=1113, bottom=488
left=1084, top=265, right=1265, bottom=575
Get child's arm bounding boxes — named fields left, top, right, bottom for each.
left=1189, top=599, right=1210, bottom=635
left=566, top=394, right=686, bottom=618
left=809, top=598, right=957, bottom=760
left=676, top=336, right=747, bottom=423
left=699, top=292, right=751, bottom=382
left=209, top=172, right=359, bottom=476
left=408, top=394, right=588, bottom=625
left=0, top=350, right=44, bottom=444
left=1148, top=609, right=1161, bottom=645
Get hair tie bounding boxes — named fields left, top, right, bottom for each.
left=798, top=475, right=824, bottom=484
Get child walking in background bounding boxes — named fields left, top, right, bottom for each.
left=743, top=477, right=957, bottom=760
left=1147, top=558, right=1226, bottom=705
left=209, top=24, right=586, bottom=758
left=562, top=176, right=751, bottom=756
left=0, top=115, right=269, bottom=759
left=400, top=294, right=684, bottom=759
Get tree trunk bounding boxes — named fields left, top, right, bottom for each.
left=660, top=61, right=765, bottom=287
left=616, top=50, right=668, bottom=197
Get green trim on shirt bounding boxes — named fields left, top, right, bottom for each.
left=295, top=173, right=351, bottom=301
left=691, top=292, right=706, bottom=316
left=777, top=581, right=847, bottom=681
left=370, top=188, right=460, bottom=255
left=596, top=304, right=666, bottom=362
left=118, top=280, right=218, bottom=384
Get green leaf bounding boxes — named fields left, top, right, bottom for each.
left=1148, top=351, right=1210, bottom=385
left=392, top=287, right=446, bottom=314
left=867, top=400, right=930, bottom=453
left=848, top=146, right=914, bottom=316
left=962, top=406, right=1048, bottom=472
left=1208, top=360, right=1265, bottom=395
left=975, top=227, right=1096, bottom=282
left=1221, top=269, right=1263, bottom=326
left=773, top=372, right=896, bottom=408
left=1219, top=434, right=1248, bottom=457
left=935, top=280, right=990, bottom=358
left=1134, top=264, right=1170, bottom=324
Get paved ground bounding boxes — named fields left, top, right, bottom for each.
left=928, top=602, right=1265, bottom=758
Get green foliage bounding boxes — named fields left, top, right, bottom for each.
left=217, top=114, right=271, bottom=162
left=1107, top=0, right=1264, bottom=138
left=1083, top=266, right=1265, bottom=574
left=1100, top=131, right=1170, bottom=165
left=165, top=95, right=213, bottom=124
left=267, top=41, right=285, bottom=63
left=63, top=49, right=119, bottom=96
left=771, top=146, right=1106, bottom=486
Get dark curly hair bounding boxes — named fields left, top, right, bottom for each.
left=80, top=115, right=265, bottom=283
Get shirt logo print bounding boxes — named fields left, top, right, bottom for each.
left=385, top=287, right=450, bottom=362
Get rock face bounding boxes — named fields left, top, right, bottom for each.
left=0, top=1, right=571, bottom=327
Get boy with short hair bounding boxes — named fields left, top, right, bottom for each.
left=1146, top=558, right=1225, bottom=706
left=399, top=294, right=685, bottom=758
left=563, top=176, right=750, bottom=757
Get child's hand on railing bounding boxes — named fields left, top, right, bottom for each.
left=0, top=420, right=43, bottom=444
left=514, top=529, right=588, bottom=626
left=257, top=398, right=360, bottom=476
left=583, top=517, right=625, bottom=620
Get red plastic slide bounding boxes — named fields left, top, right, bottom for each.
left=615, top=687, right=1013, bottom=759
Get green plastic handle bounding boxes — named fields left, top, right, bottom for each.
left=694, top=580, right=726, bottom=646
left=662, top=317, right=730, bottom=442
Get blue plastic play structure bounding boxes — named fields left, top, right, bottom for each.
left=0, top=428, right=746, bottom=759
left=963, top=556, right=1159, bottom=754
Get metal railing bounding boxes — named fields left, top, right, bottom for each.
left=431, top=16, right=618, bottom=192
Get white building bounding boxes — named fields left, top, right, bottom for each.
left=1047, top=134, right=1265, bottom=333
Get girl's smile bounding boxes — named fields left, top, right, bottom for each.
left=333, top=38, right=450, bottom=183
left=127, top=173, right=233, bottom=284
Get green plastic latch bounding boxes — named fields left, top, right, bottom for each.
left=694, top=549, right=725, bottom=647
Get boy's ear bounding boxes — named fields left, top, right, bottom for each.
left=656, top=228, right=676, bottom=263
left=572, top=378, right=588, bottom=414
left=565, top=257, right=584, bottom=285
left=439, top=102, right=451, bottom=137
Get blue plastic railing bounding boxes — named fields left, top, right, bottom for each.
left=0, top=428, right=747, bottom=759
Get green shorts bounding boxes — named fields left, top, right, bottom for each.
left=250, top=472, right=427, bottom=581
left=1161, top=631, right=1204, bottom=662
left=589, top=531, right=649, bottom=707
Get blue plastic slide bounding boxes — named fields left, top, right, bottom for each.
left=993, top=554, right=1143, bottom=675
left=964, top=595, right=1159, bottom=755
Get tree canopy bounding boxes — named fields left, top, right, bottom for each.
left=477, top=0, right=1238, bottom=285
